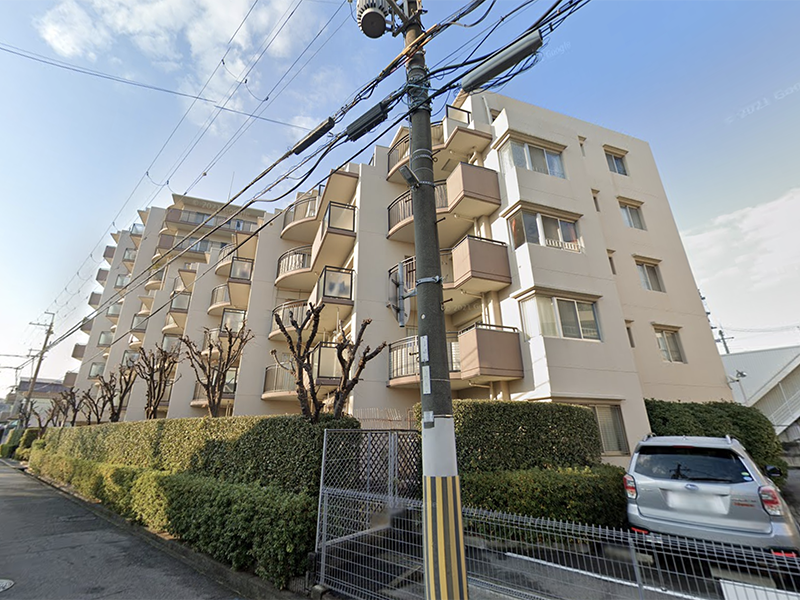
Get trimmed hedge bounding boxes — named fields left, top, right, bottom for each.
left=13, top=428, right=41, bottom=461
left=30, top=450, right=316, bottom=588
left=41, top=414, right=359, bottom=493
left=1, top=427, right=24, bottom=458
left=645, top=399, right=788, bottom=484
left=461, top=466, right=627, bottom=528
left=417, top=400, right=603, bottom=472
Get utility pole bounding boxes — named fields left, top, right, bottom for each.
left=716, top=328, right=733, bottom=355
left=21, top=312, right=55, bottom=427
left=354, top=2, right=468, bottom=598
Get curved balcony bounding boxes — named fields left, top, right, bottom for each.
left=261, top=365, right=297, bottom=400
left=162, top=313, right=182, bottom=336
left=387, top=182, right=447, bottom=242
left=145, top=269, right=165, bottom=291
left=208, top=284, right=232, bottom=316
left=281, top=193, right=319, bottom=242
left=214, top=244, right=237, bottom=277
left=190, top=371, right=237, bottom=409
left=128, top=334, right=143, bottom=351
left=275, top=246, right=315, bottom=290
left=269, top=300, right=308, bottom=340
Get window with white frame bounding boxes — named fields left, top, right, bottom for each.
left=636, top=261, right=664, bottom=292
left=655, top=328, right=685, bottom=363
left=620, top=203, right=645, bottom=230
left=536, top=296, right=601, bottom=340
left=508, top=210, right=581, bottom=252
left=88, top=362, right=105, bottom=378
left=500, top=140, right=566, bottom=178
left=592, top=405, right=629, bottom=454
left=606, top=151, right=628, bottom=175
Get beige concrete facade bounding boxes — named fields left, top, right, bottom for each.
left=73, top=91, right=731, bottom=463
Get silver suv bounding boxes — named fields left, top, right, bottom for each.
left=625, top=435, right=800, bottom=551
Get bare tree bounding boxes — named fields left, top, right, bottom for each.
left=134, top=344, right=181, bottom=420
left=47, top=395, right=69, bottom=428
left=110, top=364, right=137, bottom=423
left=80, top=384, right=113, bottom=425
left=272, top=302, right=325, bottom=422
left=271, top=303, right=385, bottom=422
left=181, top=325, right=253, bottom=418
left=59, top=387, right=83, bottom=427
left=331, top=319, right=386, bottom=418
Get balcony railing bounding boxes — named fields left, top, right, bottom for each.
left=170, top=292, right=191, bottom=311
left=230, top=257, right=253, bottom=281
left=314, top=267, right=354, bottom=304
left=387, top=182, right=447, bottom=231
left=446, top=104, right=471, bottom=124
left=544, top=238, right=582, bottom=252
left=263, top=364, right=295, bottom=395
left=131, top=315, right=148, bottom=332
left=174, top=237, right=226, bottom=254
left=283, top=195, right=318, bottom=230
left=106, top=302, right=123, bottom=317
left=388, top=333, right=460, bottom=380
left=122, top=248, right=137, bottom=262
left=193, top=369, right=237, bottom=400
left=387, top=122, right=444, bottom=173
left=130, top=223, right=145, bottom=236
left=211, top=285, right=230, bottom=307
left=312, top=342, right=342, bottom=382
left=172, top=209, right=258, bottom=233
left=271, top=300, right=308, bottom=334
left=389, top=250, right=453, bottom=297
left=321, top=202, right=356, bottom=236
left=277, top=246, right=312, bottom=278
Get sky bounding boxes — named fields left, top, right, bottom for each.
left=1, top=0, right=800, bottom=397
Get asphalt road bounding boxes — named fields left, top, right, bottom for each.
left=0, top=461, right=241, bottom=600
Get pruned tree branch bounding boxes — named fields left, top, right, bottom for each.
left=134, top=344, right=181, bottom=419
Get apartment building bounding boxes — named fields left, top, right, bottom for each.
left=72, top=90, right=731, bottom=462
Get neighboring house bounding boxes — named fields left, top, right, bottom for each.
left=721, top=345, right=800, bottom=444
left=7, top=376, right=72, bottom=422
left=69, top=90, right=731, bottom=466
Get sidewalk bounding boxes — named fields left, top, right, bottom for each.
left=0, top=461, right=260, bottom=600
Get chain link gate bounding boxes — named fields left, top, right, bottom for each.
left=314, top=429, right=800, bottom=600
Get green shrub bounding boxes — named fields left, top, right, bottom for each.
left=18, top=428, right=41, bottom=450
left=461, top=465, right=626, bottom=527
left=645, top=399, right=788, bottom=485
left=415, top=400, right=602, bottom=472
left=41, top=414, right=359, bottom=493
left=13, top=447, right=31, bottom=461
left=0, top=442, right=18, bottom=458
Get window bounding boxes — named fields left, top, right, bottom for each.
left=606, top=152, right=628, bottom=175
left=97, top=331, right=114, bottom=347
left=636, top=262, right=664, bottom=292
left=592, top=405, right=629, bottom=454
left=655, top=329, right=685, bottom=363
left=500, top=140, right=566, bottom=178
left=620, top=203, right=645, bottom=230
left=114, top=274, right=131, bottom=288
left=508, top=210, right=581, bottom=252
left=536, top=297, right=601, bottom=340
left=88, top=362, right=105, bottom=378
left=634, top=446, right=747, bottom=482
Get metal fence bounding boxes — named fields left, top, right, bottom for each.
left=315, top=430, right=800, bottom=600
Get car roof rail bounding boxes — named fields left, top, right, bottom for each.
left=642, top=432, right=656, bottom=441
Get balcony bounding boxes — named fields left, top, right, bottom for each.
left=89, top=292, right=102, bottom=308
left=386, top=109, right=492, bottom=184
left=153, top=234, right=226, bottom=262
left=189, top=370, right=237, bottom=410
left=281, top=191, right=319, bottom=242
left=312, top=342, right=343, bottom=390
left=130, top=315, right=148, bottom=343
left=103, top=245, right=116, bottom=264
left=214, top=251, right=253, bottom=309
left=313, top=267, right=354, bottom=332
left=387, top=324, right=523, bottom=388
left=128, top=334, right=143, bottom=352
left=145, top=269, right=165, bottom=291
left=164, top=292, right=190, bottom=332
left=162, top=207, right=259, bottom=235
left=387, top=333, right=462, bottom=389
left=80, top=318, right=93, bottom=334
left=130, top=223, right=144, bottom=247
left=310, top=202, right=356, bottom=271
left=106, top=302, right=123, bottom=322
left=96, top=268, right=109, bottom=285
left=261, top=364, right=297, bottom=400
left=269, top=300, right=308, bottom=340
left=121, top=248, right=137, bottom=271
left=72, top=344, right=86, bottom=360
left=389, top=236, right=510, bottom=316
left=207, top=283, right=248, bottom=316
left=275, top=245, right=315, bottom=290
left=458, top=323, right=524, bottom=382
left=387, top=163, right=501, bottom=246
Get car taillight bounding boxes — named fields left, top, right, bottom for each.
left=760, top=486, right=783, bottom=516
left=624, top=474, right=637, bottom=499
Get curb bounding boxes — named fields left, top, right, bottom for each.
left=16, top=464, right=307, bottom=600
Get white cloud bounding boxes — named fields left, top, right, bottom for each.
left=682, top=188, right=800, bottom=350
left=35, top=0, right=111, bottom=60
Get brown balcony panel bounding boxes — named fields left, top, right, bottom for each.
left=446, top=162, right=501, bottom=219
left=80, top=319, right=93, bottom=333
left=103, top=245, right=116, bottom=264
left=451, top=236, right=511, bottom=294
left=311, top=219, right=355, bottom=271
left=228, top=280, right=250, bottom=309
left=72, top=344, right=86, bottom=360
left=96, top=269, right=109, bottom=284
left=458, top=324, right=523, bottom=382
left=88, top=292, right=102, bottom=308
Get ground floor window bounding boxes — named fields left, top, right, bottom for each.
left=591, top=404, right=629, bottom=454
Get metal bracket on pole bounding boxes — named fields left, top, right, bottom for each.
left=416, top=276, right=442, bottom=286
